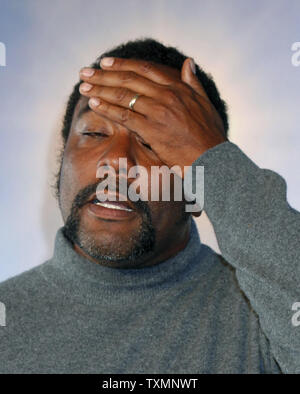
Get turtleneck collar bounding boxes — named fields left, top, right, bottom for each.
left=41, top=219, right=206, bottom=306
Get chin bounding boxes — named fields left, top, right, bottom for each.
left=63, top=205, right=155, bottom=267
left=76, top=221, right=155, bottom=267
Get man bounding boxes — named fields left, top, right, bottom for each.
left=0, top=38, right=299, bottom=374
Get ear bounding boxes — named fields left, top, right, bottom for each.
left=181, top=58, right=208, bottom=99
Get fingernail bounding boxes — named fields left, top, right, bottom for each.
left=80, top=83, right=93, bottom=92
left=190, top=58, right=196, bottom=74
left=80, top=68, right=95, bottom=77
left=100, top=57, right=115, bottom=67
left=89, top=97, right=100, bottom=107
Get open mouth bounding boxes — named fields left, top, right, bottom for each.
left=86, top=194, right=137, bottom=221
left=91, top=199, right=133, bottom=212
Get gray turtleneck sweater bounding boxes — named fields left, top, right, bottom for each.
left=0, top=141, right=299, bottom=374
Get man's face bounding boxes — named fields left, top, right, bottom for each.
left=57, top=94, right=191, bottom=268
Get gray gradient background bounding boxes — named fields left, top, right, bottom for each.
left=0, top=0, right=299, bottom=282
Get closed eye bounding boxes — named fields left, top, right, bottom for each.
left=142, top=142, right=152, bottom=150
left=82, top=132, right=108, bottom=138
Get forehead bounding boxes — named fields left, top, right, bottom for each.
left=71, top=96, right=119, bottom=136
left=73, top=96, right=91, bottom=121
left=70, top=97, right=109, bottom=136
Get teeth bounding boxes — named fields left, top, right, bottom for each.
left=94, top=201, right=133, bottom=212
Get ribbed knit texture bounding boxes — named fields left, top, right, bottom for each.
left=0, top=141, right=299, bottom=373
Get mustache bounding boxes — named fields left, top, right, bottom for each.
left=72, top=180, right=151, bottom=215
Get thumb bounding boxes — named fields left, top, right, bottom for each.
left=181, top=58, right=208, bottom=99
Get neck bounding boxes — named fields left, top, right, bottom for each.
left=44, top=218, right=203, bottom=306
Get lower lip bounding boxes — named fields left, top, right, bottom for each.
left=87, top=202, right=137, bottom=220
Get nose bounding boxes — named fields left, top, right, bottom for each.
left=96, top=128, right=138, bottom=179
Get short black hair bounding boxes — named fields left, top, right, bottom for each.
left=61, top=37, right=229, bottom=146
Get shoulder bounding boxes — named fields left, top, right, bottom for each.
left=0, top=261, right=55, bottom=326
left=0, top=261, right=49, bottom=299
left=195, top=244, right=254, bottom=310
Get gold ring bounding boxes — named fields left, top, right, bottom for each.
left=128, top=93, right=140, bottom=111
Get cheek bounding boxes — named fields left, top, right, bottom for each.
left=148, top=200, right=188, bottom=246
left=59, top=157, right=77, bottom=222
left=59, top=151, right=88, bottom=218
left=59, top=145, right=102, bottom=221
left=149, top=200, right=184, bottom=228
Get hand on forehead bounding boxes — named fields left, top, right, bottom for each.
left=75, top=57, right=184, bottom=123
left=99, top=57, right=182, bottom=83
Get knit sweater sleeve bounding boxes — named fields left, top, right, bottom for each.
left=185, top=141, right=300, bottom=374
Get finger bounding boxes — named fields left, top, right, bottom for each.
left=79, top=68, right=185, bottom=110
left=79, top=83, right=157, bottom=118
left=88, top=96, right=153, bottom=141
left=181, top=58, right=209, bottom=100
left=99, top=57, right=176, bottom=85
left=80, top=68, right=165, bottom=102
